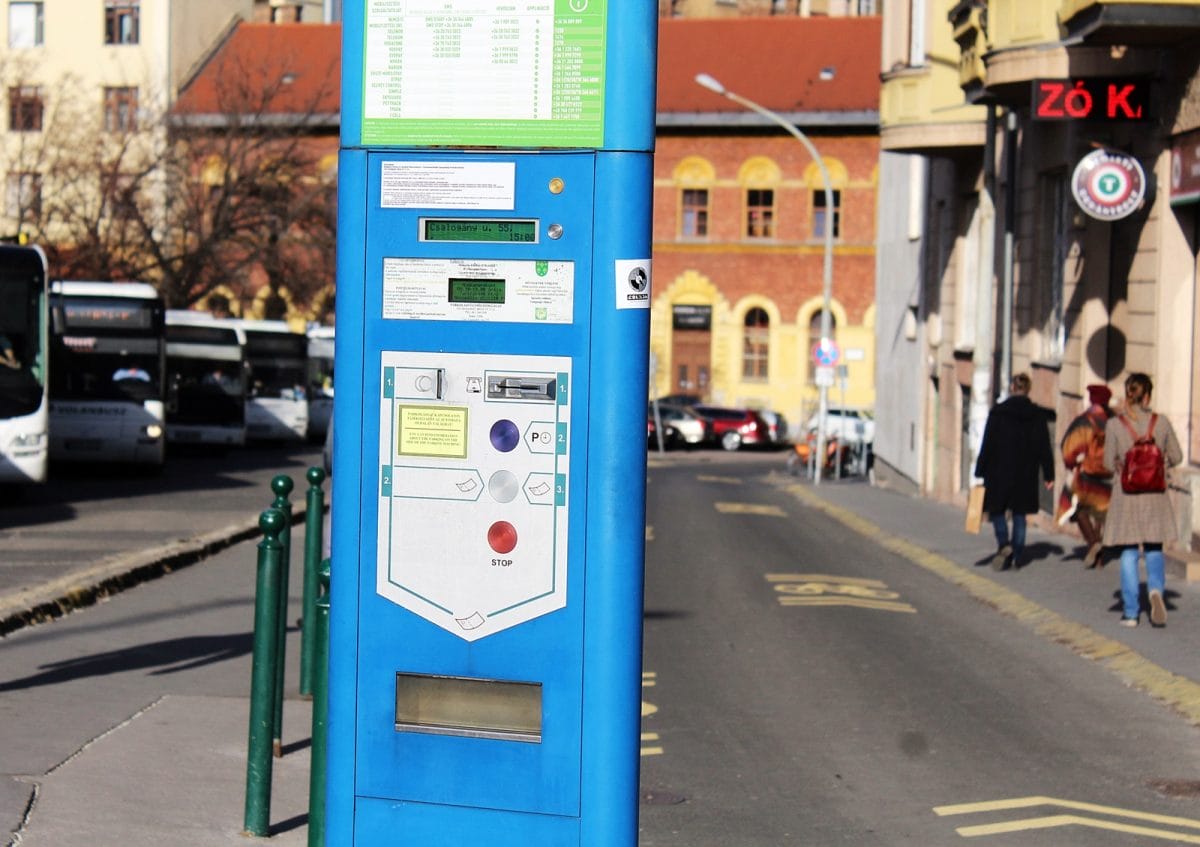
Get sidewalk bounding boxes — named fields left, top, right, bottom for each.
left=769, top=467, right=1200, bottom=725
left=7, top=453, right=1200, bottom=844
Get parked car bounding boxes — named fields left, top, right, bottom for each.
left=648, top=402, right=711, bottom=449
left=691, top=404, right=769, bottom=451
left=754, top=409, right=790, bottom=445
left=804, top=407, right=875, bottom=444
left=657, top=392, right=702, bottom=407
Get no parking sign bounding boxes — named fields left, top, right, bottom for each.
left=811, top=338, right=840, bottom=367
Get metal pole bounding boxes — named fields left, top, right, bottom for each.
left=307, top=557, right=331, bottom=847
left=270, top=474, right=294, bottom=758
left=694, top=74, right=834, bottom=483
left=244, top=508, right=285, bottom=837
left=300, top=467, right=326, bottom=698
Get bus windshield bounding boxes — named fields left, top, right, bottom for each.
left=245, top=332, right=306, bottom=400
left=50, top=342, right=163, bottom=403
left=0, top=256, right=46, bottom=419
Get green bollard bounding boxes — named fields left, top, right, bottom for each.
left=307, top=557, right=331, bottom=847
left=270, top=474, right=294, bottom=758
left=244, top=508, right=286, bottom=838
left=299, top=467, right=326, bottom=698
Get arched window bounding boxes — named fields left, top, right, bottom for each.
left=807, top=310, right=837, bottom=383
left=743, top=307, right=769, bottom=380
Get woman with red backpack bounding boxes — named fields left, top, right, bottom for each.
left=1103, top=372, right=1182, bottom=627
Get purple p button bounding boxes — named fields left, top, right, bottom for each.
left=489, top=419, right=521, bottom=453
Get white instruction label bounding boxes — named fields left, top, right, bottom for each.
left=383, top=257, right=573, bottom=324
left=381, top=161, right=516, bottom=210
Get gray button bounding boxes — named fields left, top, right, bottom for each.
left=488, top=470, right=520, bottom=503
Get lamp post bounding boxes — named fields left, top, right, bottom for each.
left=694, top=73, right=835, bottom=483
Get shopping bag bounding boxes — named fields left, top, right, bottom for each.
left=964, top=485, right=985, bottom=534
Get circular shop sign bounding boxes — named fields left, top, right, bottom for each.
left=1071, top=149, right=1146, bottom=221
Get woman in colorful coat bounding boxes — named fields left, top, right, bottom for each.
left=1059, top=384, right=1113, bottom=568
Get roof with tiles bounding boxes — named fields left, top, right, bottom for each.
left=173, top=17, right=879, bottom=124
left=173, top=22, right=340, bottom=121
left=656, top=16, right=881, bottom=120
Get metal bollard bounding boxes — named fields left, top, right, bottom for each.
left=299, top=467, right=326, bottom=698
left=244, top=508, right=286, bottom=837
left=307, top=557, right=331, bottom=847
left=270, top=474, right=294, bottom=758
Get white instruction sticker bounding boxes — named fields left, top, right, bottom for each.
left=380, top=161, right=516, bottom=210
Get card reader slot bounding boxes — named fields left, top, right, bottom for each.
left=486, top=375, right=556, bottom=402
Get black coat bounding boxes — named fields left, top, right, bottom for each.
left=974, top=395, right=1054, bottom=515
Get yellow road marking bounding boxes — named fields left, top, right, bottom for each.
left=642, top=671, right=657, bottom=687
left=935, top=797, right=1200, bottom=829
left=766, top=573, right=889, bottom=587
left=697, top=474, right=744, bottom=484
left=646, top=525, right=655, bottom=541
left=641, top=746, right=664, bottom=757
left=779, top=480, right=1200, bottom=726
left=774, top=582, right=900, bottom=599
left=778, top=596, right=917, bottom=613
left=957, top=815, right=1200, bottom=841
left=715, top=502, right=787, bottom=517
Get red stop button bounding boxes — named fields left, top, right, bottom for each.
left=487, top=521, right=518, bottom=554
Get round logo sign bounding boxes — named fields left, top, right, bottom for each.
left=1071, top=149, right=1146, bottom=221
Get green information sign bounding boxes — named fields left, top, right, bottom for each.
left=362, top=0, right=607, bottom=148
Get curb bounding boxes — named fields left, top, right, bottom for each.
left=0, top=507, right=308, bottom=639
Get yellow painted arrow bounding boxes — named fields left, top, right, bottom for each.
left=935, top=796, right=1200, bottom=842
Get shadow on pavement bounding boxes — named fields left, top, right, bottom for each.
left=0, top=632, right=256, bottom=691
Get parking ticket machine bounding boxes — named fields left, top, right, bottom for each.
left=329, top=3, right=658, bottom=844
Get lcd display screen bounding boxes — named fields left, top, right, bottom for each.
left=422, top=219, right=537, bottom=243
left=448, top=278, right=506, bottom=305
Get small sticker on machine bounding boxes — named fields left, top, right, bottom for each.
left=615, top=259, right=651, bottom=310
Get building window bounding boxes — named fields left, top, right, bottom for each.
left=8, top=2, right=44, bottom=47
left=1037, top=171, right=1068, bottom=363
left=103, top=86, right=138, bottom=132
left=743, top=308, right=769, bottom=380
left=681, top=188, right=708, bottom=238
left=813, top=189, right=841, bottom=239
left=5, top=171, right=41, bottom=218
left=104, top=0, right=139, bottom=45
left=8, top=85, right=43, bottom=131
left=746, top=189, right=774, bottom=238
left=103, top=172, right=138, bottom=221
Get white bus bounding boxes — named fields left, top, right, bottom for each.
left=0, top=244, right=50, bottom=483
left=306, top=325, right=334, bottom=441
left=235, top=319, right=308, bottom=442
left=165, top=310, right=248, bottom=448
left=48, top=281, right=166, bottom=467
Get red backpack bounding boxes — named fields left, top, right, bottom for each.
left=1117, top=414, right=1166, bottom=494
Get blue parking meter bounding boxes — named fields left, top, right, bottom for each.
left=329, top=3, right=657, bottom=844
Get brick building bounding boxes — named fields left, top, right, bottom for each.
left=652, top=16, right=881, bottom=429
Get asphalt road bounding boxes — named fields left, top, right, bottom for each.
left=5, top=446, right=1200, bottom=845
left=638, top=453, right=1200, bottom=845
left=0, top=444, right=323, bottom=596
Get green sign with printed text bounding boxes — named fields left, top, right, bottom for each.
left=361, top=0, right=606, bottom=147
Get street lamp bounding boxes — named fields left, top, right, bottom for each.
left=694, top=73, right=835, bottom=483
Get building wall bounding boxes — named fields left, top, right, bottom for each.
left=872, top=151, right=926, bottom=490
left=651, top=131, right=878, bottom=428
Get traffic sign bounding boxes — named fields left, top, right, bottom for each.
left=812, top=338, right=840, bottom=367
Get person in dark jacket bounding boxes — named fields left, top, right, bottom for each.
left=974, top=373, right=1055, bottom=570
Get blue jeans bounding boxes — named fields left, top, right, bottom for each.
left=1119, top=544, right=1164, bottom=620
left=990, top=512, right=1026, bottom=555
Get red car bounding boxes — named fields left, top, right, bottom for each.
left=691, top=404, right=769, bottom=451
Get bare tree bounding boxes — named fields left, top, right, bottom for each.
left=2, top=36, right=338, bottom=316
